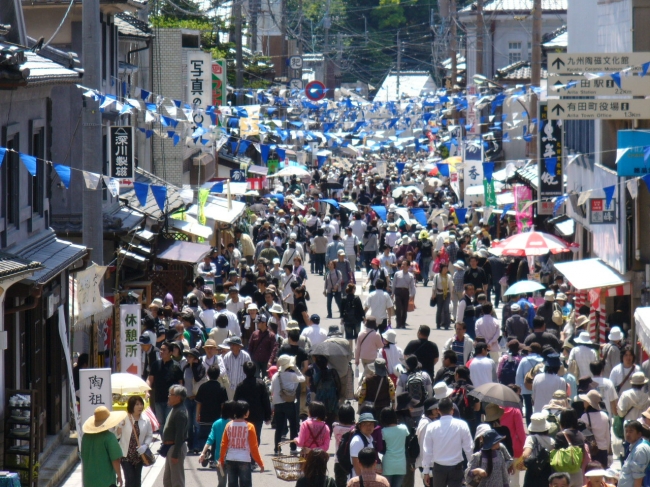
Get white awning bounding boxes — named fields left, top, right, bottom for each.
left=554, top=258, right=629, bottom=291
left=340, top=202, right=359, bottom=212
left=186, top=197, right=246, bottom=225
left=169, top=217, right=213, bottom=239
left=635, top=307, right=650, bottom=354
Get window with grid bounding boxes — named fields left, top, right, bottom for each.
left=508, top=42, right=522, bottom=64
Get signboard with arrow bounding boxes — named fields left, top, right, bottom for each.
left=549, top=74, right=650, bottom=97
left=548, top=52, right=650, bottom=74
left=547, top=99, right=650, bottom=120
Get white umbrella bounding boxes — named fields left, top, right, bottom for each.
left=267, top=166, right=311, bottom=178
left=392, top=186, right=423, bottom=197
left=111, top=373, right=151, bottom=395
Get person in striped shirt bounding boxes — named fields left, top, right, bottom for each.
left=222, top=337, right=252, bottom=400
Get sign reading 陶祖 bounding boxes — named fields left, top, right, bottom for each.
left=119, top=304, right=141, bottom=375
left=187, top=50, right=212, bottom=126
left=590, top=198, right=616, bottom=225
left=79, top=368, right=112, bottom=431
left=538, top=103, right=563, bottom=214
left=548, top=53, right=650, bottom=74
left=109, top=126, right=134, bottom=179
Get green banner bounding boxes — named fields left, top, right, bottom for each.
left=267, top=159, right=280, bottom=175
left=483, top=179, right=497, bottom=207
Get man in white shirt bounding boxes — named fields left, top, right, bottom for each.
left=364, top=279, right=394, bottom=330
left=197, top=256, right=216, bottom=279
left=610, top=346, right=641, bottom=395
left=226, top=287, right=245, bottom=315
left=475, top=303, right=501, bottom=362
left=422, top=397, right=473, bottom=487
left=215, top=301, right=241, bottom=337
left=590, top=360, right=618, bottom=416
left=468, top=342, right=497, bottom=387
left=300, top=314, right=328, bottom=347
left=568, top=331, right=599, bottom=379
left=349, top=413, right=376, bottom=477
left=350, top=213, right=367, bottom=242
left=379, top=245, right=398, bottom=277
left=321, top=216, right=335, bottom=243
left=415, top=398, right=439, bottom=471
left=342, top=227, right=360, bottom=271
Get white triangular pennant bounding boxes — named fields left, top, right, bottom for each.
left=615, top=148, right=630, bottom=164
left=108, top=178, right=119, bottom=197
left=145, top=110, right=156, bottom=123
left=83, top=170, right=101, bottom=190
left=577, top=190, right=592, bottom=206
left=627, top=179, right=639, bottom=199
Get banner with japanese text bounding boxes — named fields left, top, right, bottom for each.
left=463, top=140, right=484, bottom=206
left=120, top=304, right=141, bottom=375
left=538, top=102, right=563, bottom=214
left=514, top=185, right=533, bottom=231
left=79, top=368, right=113, bottom=434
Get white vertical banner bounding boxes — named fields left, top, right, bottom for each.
left=463, top=140, right=485, bottom=206
left=119, top=304, right=142, bottom=375
left=376, top=160, right=387, bottom=178
left=58, top=305, right=81, bottom=448
left=79, top=368, right=113, bottom=434
left=450, top=172, right=460, bottom=198
left=187, top=50, right=213, bottom=127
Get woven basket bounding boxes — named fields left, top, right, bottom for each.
left=272, top=455, right=305, bottom=482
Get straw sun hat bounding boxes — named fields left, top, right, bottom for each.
left=82, top=406, right=127, bottom=434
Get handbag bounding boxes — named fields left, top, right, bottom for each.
left=359, top=377, right=384, bottom=411
left=549, top=431, right=583, bottom=473
left=407, top=297, right=415, bottom=312
left=429, top=298, right=437, bottom=308
left=523, top=436, right=550, bottom=474
left=128, top=415, right=155, bottom=466
left=614, top=406, right=633, bottom=439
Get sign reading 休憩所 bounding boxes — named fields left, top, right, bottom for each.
left=120, top=304, right=141, bottom=375
left=109, top=126, right=134, bottom=179
left=188, top=51, right=213, bottom=126
left=617, top=130, right=650, bottom=176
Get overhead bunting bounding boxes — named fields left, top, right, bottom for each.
left=627, top=179, right=639, bottom=199
left=53, top=164, right=71, bottom=189
left=483, top=162, right=494, bottom=182
left=437, top=163, right=449, bottom=177
left=455, top=208, right=468, bottom=224
left=603, top=185, right=616, bottom=210
left=150, top=185, right=167, bottom=213
left=20, top=153, right=37, bottom=177
left=83, top=171, right=101, bottom=190
left=133, top=181, right=149, bottom=207
left=545, top=157, right=558, bottom=177
left=553, top=194, right=569, bottom=217
left=0, top=147, right=5, bottom=167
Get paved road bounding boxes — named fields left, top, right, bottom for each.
left=151, top=269, right=484, bottom=487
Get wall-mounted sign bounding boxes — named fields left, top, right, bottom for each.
left=212, top=60, right=227, bottom=107
left=590, top=198, right=616, bottom=225
left=187, top=50, right=213, bottom=126
left=538, top=103, right=563, bottom=215
left=79, top=368, right=113, bottom=432
left=109, top=126, right=134, bottom=179
left=119, top=304, right=141, bottom=375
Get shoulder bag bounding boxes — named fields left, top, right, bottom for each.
left=128, top=415, right=155, bottom=466
left=615, top=365, right=636, bottom=394
left=359, top=377, right=384, bottom=411
left=549, top=431, right=583, bottom=473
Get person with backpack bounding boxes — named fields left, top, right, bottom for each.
left=306, top=355, right=341, bottom=428
left=396, top=356, right=433, bottom=428
left=551, top=410, right=587, bottom=487
left=357, top=358, right=395, bottom=418
left=498, top=339, right=524, bottom=386
left=532, top=353, right=567, bottom=414
left=336, top=414, right=380, bottom=478
left=516, top=342, right=544, bottom=424
left=418, top=231, right=435, bottom=287
left=579, top=389, right=610, bottom=468
left=521, top=414, right=555, bottom=487
left=332, top=404, right=356, bottom=487
left=379, top=408, right=410, bottom=487
left=347, top=446, right=389, bottom=487
left=294, top=401, right=331, bottom=452
left=450, top=365, right=481, bottom=436
left=271, top=355, right=305, bottom=456
left=422, top=397, right=474, bottom=487
left=505, top=304, right=529, bottom=344
left=365, top=258, right=389, bottom=294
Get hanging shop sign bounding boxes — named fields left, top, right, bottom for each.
left=109, top=126, right=134, bottom=180
left=538, top=103, right=563, bottom=215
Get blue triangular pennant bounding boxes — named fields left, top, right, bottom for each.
left=396, top=162, right=406, bottom=175
left=455, top=208, right=468, bottom=224
left=133, top=181, right=149, bottom=206
left=317, top=155, right=327, bottom=168
left=553, top=195, right=568, bottom=217
left=603, top=185, right=615, bottom=209
left=150, top=185, right=167, bottom=213
left=611, top=72, right=621, bottom=89
left=437, top=163, right=449, bottom=177
left=210, top=182, right=225, bottom=193
left=53, top=164, right=71, bottom=189
left=643, top=62, right=650, bottom=78
left=0, top=147, right=5, bottom=167
left=545, top=157, right=558, bottom=176
left=19, top=153, right=37, bottom=176
left=483, top=162, right=494, bottom=182
left=260, top=144, right=270, bottom=163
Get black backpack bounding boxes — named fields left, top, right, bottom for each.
left=450, top=385, right=475, bottom=420
left=342, top=295, right=358, bottom=325
left=336, top=427, right=367, bottom=475
left=420, top=239, right=433, bottom=254
left=406, top=372, right=427, bottom=407
left=523, top=436, right=551, bottom=474
left=405, top=427, right=421, bottom=465
left=498, top=355, right=519, bottom=386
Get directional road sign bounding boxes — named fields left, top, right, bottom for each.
left=549, top=74, right=650, bottom=97
left=547, top=99, right=650, bottom=120
left=289, top=78, right=303, bottom=90
left=289, top=56, right=303, bottom=70
left=305, top=80, right=326, bottom=101
left=548, top=52, right=650, bottom=74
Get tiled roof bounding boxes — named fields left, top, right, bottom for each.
left=461, top=0, right=567, bottom=13
left=119, top=167, right=186, bottom=220
left=9, top=229, right=87, bottom=284
left=0, top=253, right=42, bottom=280
left=23, top=51, right=82, bottom=84
left=495, top=61, right=548, bottom=80
left=512, top=163, right=539, bottom=191
left=115, top=12, right=153, bottom=39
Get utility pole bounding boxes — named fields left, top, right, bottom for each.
left=280, top=0, right=287, bottom=79
left=476, top=0, right=484, bottom=76
left=337, top=32, right=342, bottom=64
left=250, top=0, right=259, bottom=52
left=396, top=31, right=401, bottom=100
left=82, top=0, right=104, bottom=265
left=323, top=0, right=331, bottom=91
left=449, top=0, right=457, bottom=92
left=530, top=0, right=541, bottom=151
left=298, top=0, right=303, bottom=55
left=235, top=0, right=243, bottom=105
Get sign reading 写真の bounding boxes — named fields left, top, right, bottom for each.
left=120, top=304, right=141, bottom=375
left=590, top=198, right=616, bottom=225
left=109, top=126, right=134, bottom=179
left=187, top=50, right=212, bottom=126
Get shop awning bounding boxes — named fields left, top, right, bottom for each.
left=186, top=197, right=246, bottom=225
left=635, top=307, right=650, bottom=355
left=157, top=241, right=211, bottom=264
left=554, top=258, right=629, bottom=291
left=0, top=253, right=43, bottom=281
left=11, top=229, right=87, bottom=284
left=169, top=217, right=213, bottom=239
